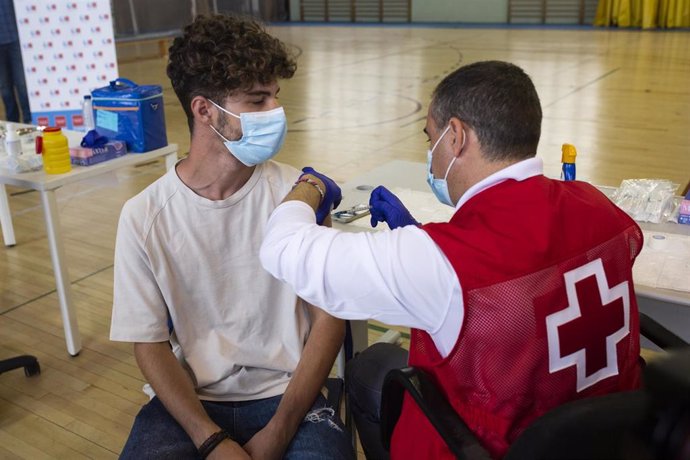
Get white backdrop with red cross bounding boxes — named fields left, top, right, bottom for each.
left=13, top=0, right=118, bottom=130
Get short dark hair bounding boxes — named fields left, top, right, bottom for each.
left=430, top=61, right=542, bottom=162
left=167, top=14, right=297, bottom=133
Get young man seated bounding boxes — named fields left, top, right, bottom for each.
left=110, top=14, right=353, bottom=460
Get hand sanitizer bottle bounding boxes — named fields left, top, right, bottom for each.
left=561, top=143, right=577, bottom=181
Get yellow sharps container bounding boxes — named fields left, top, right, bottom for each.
left=40, top=127, right=72, bottom=174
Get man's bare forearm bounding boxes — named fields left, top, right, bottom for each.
left=133, top=342, right=242, bottom=452
left=264, top=305, right=345, bottom=441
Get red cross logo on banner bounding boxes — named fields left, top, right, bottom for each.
left=545, top=258, right=630, bottom=392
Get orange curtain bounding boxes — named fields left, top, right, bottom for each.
left=594, top=0, right=690, bottom=28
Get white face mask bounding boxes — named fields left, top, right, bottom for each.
left=208, top=99, right=287, bottom=166
left=426, top=125, right=465, bottom=207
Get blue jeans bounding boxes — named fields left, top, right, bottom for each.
left=0, top=40, right=31, bottom=123
left=345, top=343, right=409, bottom=460
left=120, top=393, right=354, bottom=459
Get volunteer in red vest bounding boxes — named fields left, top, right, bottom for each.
left=260, top=60, right=643, bottom=459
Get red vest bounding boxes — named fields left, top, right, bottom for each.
left=391, top=176, right=642, bottom=459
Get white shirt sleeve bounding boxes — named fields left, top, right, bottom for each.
left=110, top=202, right=170, bottom=343
left=260, top=201, right=463, bottom=356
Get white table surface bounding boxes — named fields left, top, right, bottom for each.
left=0, top=125, right=178, bottom=355
left=335, top=160, right=690, bottom=348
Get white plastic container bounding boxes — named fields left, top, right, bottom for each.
left=82, top=95, right=95, bottom=131
left=5, top=123, right=22, bottom=158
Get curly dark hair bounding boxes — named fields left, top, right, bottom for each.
left=167, top=14, right=297, bottom=132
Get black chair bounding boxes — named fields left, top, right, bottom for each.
left=0, top=355, right=40, bottom=377
left=381, top=313, right=689, bottom=460
left=325, top=320, right=356, bottom=446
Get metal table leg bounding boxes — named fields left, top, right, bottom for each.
left=0, top=184, right=16, bottom=247
left=40, top=189, right=81, bottom=356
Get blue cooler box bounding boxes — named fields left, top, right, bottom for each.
left=92, top=78, right=168, bottom=153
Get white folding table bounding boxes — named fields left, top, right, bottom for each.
left=0, top=129, right=178, bottom=356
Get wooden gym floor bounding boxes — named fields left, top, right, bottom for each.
left=1, top=24, right=689, bottom=458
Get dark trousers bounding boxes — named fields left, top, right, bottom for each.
left=346, top=343, right=409, bottom=460
left=121, top=393, right=354, bottom=459
left=0, top=40, right=31, bottom=123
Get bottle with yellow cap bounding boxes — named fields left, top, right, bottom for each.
left=561, top=143, right=576, bottom=181
left=38, top=127, right=72, bottom=174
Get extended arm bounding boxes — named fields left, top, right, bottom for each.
left=260, top=168, right=464, bottom=357
left=244, top=304, right=345, bottom=459
left=287, top=173, right=418, bottom=230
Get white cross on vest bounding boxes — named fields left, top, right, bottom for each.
left=545, top=258, right=631, bottom=392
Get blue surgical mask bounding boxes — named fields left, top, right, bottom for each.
left=426, top=125, right=465, bottom=207
left=209, top=99, right=287, bottom=166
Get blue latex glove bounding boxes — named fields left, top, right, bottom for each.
left=369, top=186, right=420, bottom=229
left=301, top=166, right=342, bottom=225
left=80, top=129, right=108, bottom=148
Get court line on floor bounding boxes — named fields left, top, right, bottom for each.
left=544, top=67, right=620, bottom=108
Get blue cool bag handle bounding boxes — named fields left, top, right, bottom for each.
left=109, top=78, right=139, bottom=90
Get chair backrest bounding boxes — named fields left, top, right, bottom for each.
left=508, top=348, right=690, bottom=460
left=326, top=320, right=354, bottom=418
left=382, top=349, right=690, bottom=460
left=381, top=367, right=492, bottom=460
left=504, top=391, right=655, bottom=460
left=330, top=321, right=357, bottom=449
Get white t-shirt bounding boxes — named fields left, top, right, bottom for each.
left=110, top=160, right=310, bottom=401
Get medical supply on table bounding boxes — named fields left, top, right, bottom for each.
left=70, top=129, right=127, bottom=166
left=560, top=143, right=577, bottom=181
left=679, top=191, right=690, bottom=225
left=648, top=234, right=668, bottom=250
left=92, top=78, right=167, bottom=152
left=332, top=204, right=371, bottom=223
left=0, top=152, right=42, bottom=173
left=0, top=124, right=40, bottom=145
left=0, top=123, right=43, bottom=173
left=82, top=95, right=95, bottom=131
left=634, top=231, right=690, bottom=293
left=611, top=178, right=678, bottom=223
left=38, top=127, right=72, bottom=174
left=70, top=139, right=126, bottom=166
left=81, top=129, right=108, bottom=149
left=4, top=123, right=21, bottom=158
